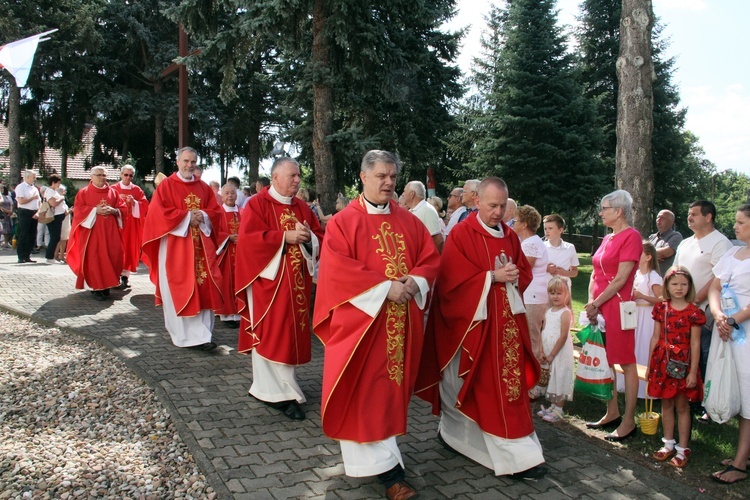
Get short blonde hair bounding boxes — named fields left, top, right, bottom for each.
left=516, top=205, right=542, bottom=232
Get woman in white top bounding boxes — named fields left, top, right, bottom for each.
left=513, top=205, right=549, bottom=374
left=43, top=174, right=66, bottom=263
left=709, top=204, right=750, bottom=484
left=54, top=185, right=71, bottom=263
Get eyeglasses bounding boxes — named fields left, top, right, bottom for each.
left=600, top=206, right=616, bottom=211
left=92, top=174, right=107, bottom=177
left=122, top=173, right=134, bottom=178
left=448, top=194, right=460, bottom=198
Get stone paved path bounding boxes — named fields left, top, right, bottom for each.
left=0, top=249, right=710, bottom=499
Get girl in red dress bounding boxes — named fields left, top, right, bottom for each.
left=647, top=266, right=705, bottom=468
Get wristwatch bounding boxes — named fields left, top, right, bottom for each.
left=727, top=317, right=740, bottom=330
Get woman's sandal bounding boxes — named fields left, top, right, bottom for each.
left=668, top=448, right=690, bottom=468
left=653, top=447, right=676, bottom=462
left=721, top=458, right=750, bottom=468
left=711, top=464, right=748, bottom=484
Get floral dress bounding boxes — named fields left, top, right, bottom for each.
left=647, top=301, right=706, bottom=401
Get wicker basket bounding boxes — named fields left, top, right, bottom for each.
left=638, top=396, right=660, bottom=435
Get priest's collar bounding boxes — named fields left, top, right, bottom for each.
left=118, top=181, right=133, bottom=190
left=176, top=173, right=194, bottom=183
left=223, top=204, right=238, bottom=212
left=478, top=216, right=505, bottom=238
left=363, top=195, right=390, bottom=214
left=269, top=185, right=293, bottom=205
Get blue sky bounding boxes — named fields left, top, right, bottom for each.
left=447, top=0, right=750, bottom=175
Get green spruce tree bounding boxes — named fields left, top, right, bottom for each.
left=471, top=0, right=604, bottom=218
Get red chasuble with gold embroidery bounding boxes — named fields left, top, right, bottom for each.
left=313, top=197, right=440, bottom=442
left=415, top=212, right=540, bottom=439
left=67, top=183, right=126, bottom=290
left=111, top=182, right=149, bottom=272
left=235, top=187, right=324, bottom=364
left=141, top=174, right=224, bottom=316
left=215, top=208, right=241, bottom=316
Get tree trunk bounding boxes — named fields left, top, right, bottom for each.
left=616, top=0, right=654, bottom=235
left=246, top=118, right=261, bottom=184
left=61, top=149, right=68, bottom=178
left=154, top=80, right=165, bottom=175
left=8, top=81, right=22, bottom=183
left=312, top=0, right=336, bottom=215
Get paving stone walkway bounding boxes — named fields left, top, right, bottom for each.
left=0, top=249, right=709, bottom=499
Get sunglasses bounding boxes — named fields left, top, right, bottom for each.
left=122, top=174, right=134, bottom=178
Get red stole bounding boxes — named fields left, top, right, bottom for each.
left=215, top=207, right=241, bottom=315
left=111, top=182, right=149, bottom=272
left=235, top=187, right=324, bottom=364
left=313, top=196, right=440, bottom=442
left=66, top=183, right=126, bottom=290
left=415, top=213, right=540, bottom=439
left=141, top=173, right=224, bottom=316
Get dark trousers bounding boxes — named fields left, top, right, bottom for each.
left=16, top=208, right=38, bottom=261
left=45, top=213, right=65, bottom=260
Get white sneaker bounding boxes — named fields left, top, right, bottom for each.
left=543, top=406, right=564, bottom=423
left=537, top=405, right=551, bottom=417
left=46, top=259, right=56, bottom=264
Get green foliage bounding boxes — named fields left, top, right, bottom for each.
left=92, top=0, right=181, bottom=176
left=713, top=170, right=750, bottom=238
left=0, top=0, right=107, bottom=174
left=470, top=0, right=606, bottom=219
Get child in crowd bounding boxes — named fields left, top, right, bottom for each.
left=537, top=277, right=575, bottom=423
left=648, top=266, right=705, bottom=468
left=543, top=214, right=579, bottom=295
left=617, top=241, right=663, bottom=398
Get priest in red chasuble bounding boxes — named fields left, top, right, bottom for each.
left=235, top=157, right=323, bottom=421
left=313, top=150, right=440, bottom=500
left=415, top=177, right=546, bottom=479
left=67, top=166, right=126, bottom=301
left=111, top=164, right=149, bottom=289
left=215, top=183, right=241, bottom=328
left=142, top=147, right=224, bottom=351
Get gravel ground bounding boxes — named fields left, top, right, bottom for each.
left=0, top=312, right=213, bottom=499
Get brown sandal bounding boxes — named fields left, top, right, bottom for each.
left=669, top=448, right=691, bottom=468
left=653, top=447, right=676, bottom=462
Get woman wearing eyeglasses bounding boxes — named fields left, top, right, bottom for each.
left=584, top=190, right=643, bottom=441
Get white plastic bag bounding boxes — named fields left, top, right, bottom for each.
left=703, top=330, right=741, bottom=424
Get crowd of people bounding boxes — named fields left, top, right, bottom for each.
left=8, top=149, right=750, bottom=498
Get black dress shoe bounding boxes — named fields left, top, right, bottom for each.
left=586, top=416, right=622, bottom=430
left=283, top=401, right=305, bottom=420
left=119, top=276, right=129, bottom=289
left=508, top=465, right=548, bottom=480
left=25, top=258, right=37, bottom=263
left=102, top=288, right=111, bottom=297
left=193, top=342, right=217, bottom=351
left=437, top=432, right=459, bottom=454
left=222, top=320, right=240, bottom=329
left=92, top=291, right=106, bottom=301
left=604, top=426, right=637, bottom=442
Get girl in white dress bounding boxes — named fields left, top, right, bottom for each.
left=537, top=277, right=574, bottom=422
left=617, top=241, right=663, bottom=398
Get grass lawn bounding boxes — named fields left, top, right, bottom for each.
left=557, top=254, right=748, bottom=497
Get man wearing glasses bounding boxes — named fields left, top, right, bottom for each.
left=112, top=165, right=149, bottom=288
left=67, top=167, right=126, bottom=301
left=457, top=179, right=480, bottom=223
left=444, top=186, right=465, bottom=236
